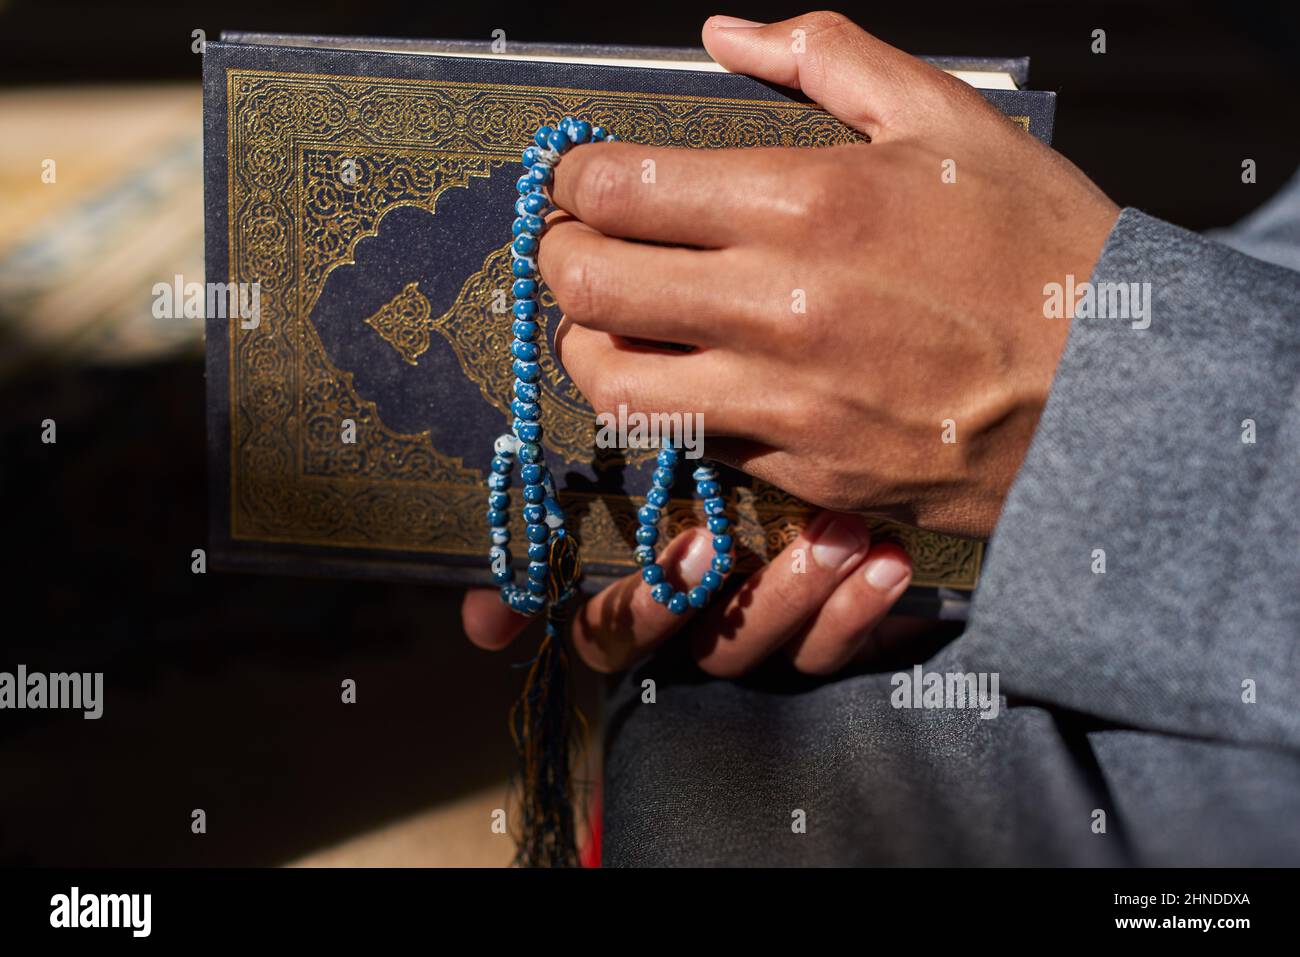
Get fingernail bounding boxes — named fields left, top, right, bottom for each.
left=710, top=15, right=766, bottom=28
left=810, top=514, right=869, bottom=570
left=864, top=554, right=911, bottom=591
left=680, top=530, right=715, bottom=578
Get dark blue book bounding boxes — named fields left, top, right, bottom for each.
left=203, top=34, right=1057, bottom=619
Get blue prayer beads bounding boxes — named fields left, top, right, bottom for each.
left=488, top=117, right=615, bottom=617
left=635, top=449, right=733, bottom=615
left=488, top=118, right=729, bottom=619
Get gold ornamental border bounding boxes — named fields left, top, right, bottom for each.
left=225, top=67, right=984, bottom=587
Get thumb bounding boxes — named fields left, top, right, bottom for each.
left=702, top=11, right=948, bottom=139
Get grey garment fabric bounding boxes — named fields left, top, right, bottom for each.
left=1207, top=168, right=1300, bottom=273
left=601, top=203, right=1300, bottom=867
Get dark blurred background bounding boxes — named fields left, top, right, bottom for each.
left=0, top=0, right=1296, bottom=866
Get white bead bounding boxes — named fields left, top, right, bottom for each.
left=494, top=433, right=520, bottom=456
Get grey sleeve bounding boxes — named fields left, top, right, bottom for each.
left=956, top=208, right=1300, bottom=750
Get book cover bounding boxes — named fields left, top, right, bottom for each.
left=203, top=35, right=1057, bottom=617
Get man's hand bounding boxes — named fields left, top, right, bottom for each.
left=543, top=11, right=1120, bottom=538
left=462, top=11, right=1120, bottom=674
left=463, top=510, right=912, bottom=675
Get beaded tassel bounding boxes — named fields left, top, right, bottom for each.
left=487, top=117, right=733, bottom=867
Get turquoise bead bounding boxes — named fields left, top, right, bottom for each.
left=657, top=447, right=678, bottom=468
left=516, top=422, right=541, bottom=443
left=521, top=192, right=548, bottom=214
left=667, top=592, right=689, bottom=615
left=518, top=442, right=541, bottom=464
left=707, top=515, right=729, bottom=534
left=703, top=497, right=726, bottom=516
left=642, top=564, right=665, bottom=585
left=523, top=484, right=545, bottom=503
left=688, top=587, right=709, bottom=608
left=511, top=341, right=540, bottom=362
left=526, top=524, right=548, bottom=544
left=647, top=487, right=669, bottom=508
left=633, top=545, right=655, bottom=566
left=512, top=319, right=539, bottom=341
left=713, top=534, right=733, bottom=553
left=635, top=526, right=658, bottom=546
left=523, top=504, right=544, bottom=524
left=652, top=467, right=674, bottom=488
left=527, top=561, right=549, bottom=581
left=514, top=380, right=539, bottom=403
left=547, top=129, right=571, bottom=152
left=534, top=125, right=554, bottom=148
left=487, top=509, right=507, bottom=526
left=521, top=463, right=543, bottom=484
left=697, top=480, right=720, bottom=498
left=513, top=278, right=538, bottom=299
left=637, top=505, right=660, bottom=525
left=511, top=399, right=539, bottom=420
left=513, top=360, right=541, bottom=383
left=702, top=570, right=723, bottom=591
left=650, top=582, right=673, bottom=604
left=528, top=542, right=548, bottom=561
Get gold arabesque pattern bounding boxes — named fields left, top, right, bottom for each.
left=363, top=281, right=434, bottom=366
left=225, top=69, right=983, bottom=587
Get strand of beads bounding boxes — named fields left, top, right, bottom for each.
left=487, top=118, right=731, bottom=618
left=634, top=446, right=734, bottom=614
left=487, top=117, right=614, bottom=617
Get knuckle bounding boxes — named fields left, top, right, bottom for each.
left=800, top=10, right=853, bottom=34
left=786, top=168, right=840, bottom=226
left=573, top=151, right=628, bottom=224
left=602, top=369, right=645, bottom=414
left=552, top=246, right=601, bottom=322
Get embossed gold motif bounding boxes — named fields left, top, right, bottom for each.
left=363, top=281, right=434, bottom=365
left=225, top=70, right=986, bottom=588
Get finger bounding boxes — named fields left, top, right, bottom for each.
left=689, top=510, right=873, bottom=677
left=549, top=140, right=806, bottom=248
left=461, top=587, right=533, bottom=651
left=538, top=215, right=742, bottom=346
left=702, top=11, right=953, bottom=139
left=571, top=527, right=717, bottom=672
left=783, top=541, right=913, bottom=674
left=554, top=319, right=757, bottom=443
